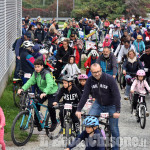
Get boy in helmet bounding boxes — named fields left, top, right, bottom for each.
left=64, top=116, right=105, bottom=150
left=53, top=75, right=81, bottom=135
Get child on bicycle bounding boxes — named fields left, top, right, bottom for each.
left=130, top=69, right=150, bottom=116
left=64, top=116, right=105, bottom=150
left=18, top=59, right=58, bottom=132
left=53, top=75, right=81, bottom=135
left=77, top=74, right=88, bottom=94
left=61, top=55, right=81, bottom=85
left=0, top=107, right=5, bottom=150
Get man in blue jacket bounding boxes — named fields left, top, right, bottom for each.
left=13, top=32, right=31, bottom=80
left=76, top=63, right=121, bottom=150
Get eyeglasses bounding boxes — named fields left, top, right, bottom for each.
left=91, top=70, right=101, bottom=75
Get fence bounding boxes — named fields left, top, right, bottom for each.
left=0, top=0, right=22, bottom=97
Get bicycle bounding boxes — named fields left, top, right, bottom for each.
left=134, top=92, right=147, bottom=129
left=53, top=103, right=78, bottom=148
left=11, top=92, right=60, bottom=146
left=81, top=113, right=112, bottom=150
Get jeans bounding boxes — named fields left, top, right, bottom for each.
left=14, top=57, right=21, bottom=78
left=125, top=75, right=131, bottom=97
left=89, top=100, right=120, bottom=150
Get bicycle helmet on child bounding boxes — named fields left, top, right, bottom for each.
left=83, top=116, right=99, bottom=127
left=23, top=41, right=34, bottom=48
left=90, top=50, right=98, bottom=57
left=136, top=70, right=146, bottom=76
left=62, top=75, right=74, bottom=82
left=39, top=49, right=48, bottom=54
left=78, top=74, right=88, bottom=80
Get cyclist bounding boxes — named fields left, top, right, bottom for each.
left=103, top=35, right=111, bottom=47
left=77, top=74, right=88, bottom=94
left=84, top=50, right=99, bottom=76
left=67, top=21, right=79, bottom=38
left=130, top=70, right=150, bottom=116
left=0, top=107, right=5, bottom=150
left=76, top=63, right=121, bottom=150
left=96, top=46, right=117, bottom=79
left=61, top=55, right=81, bottom=85
left=133, top=35, right=145, bottom=54
left=144, top=37, right=150, bottom=47
left=132, top=27, right=142, bottom=40
left=110, top=35, right=120, bottom=52
left=53, top=75, right=81, bottom=135
left=123, top=50, right=144, bottom=100
left=18, top=59, right=58, bottom=132
left=110, top=25, right=121, bottom=39
left=64, top=116, right=105, bottom=150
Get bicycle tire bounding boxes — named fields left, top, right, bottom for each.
left=13, top=84, right=22, bottom=108
left=119, top=73, right=124, bottom=90
left=140, top=106, right=146, bottom=129
left=117, top=64, right=122, bottom=83
left=129, top=93, right=134, bottom=114
left=45, top=113, right=61, bottom=139
left=11, top=110, right=34, bottom=146
left=104, top=126, right=111, bottom=150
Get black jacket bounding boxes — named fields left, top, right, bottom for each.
left=55, top=85, right=81, bottom=104
left=34, top=28, right=45, bottom=43
left=140, top=54, right=150, bottom=69
left=77, top=73, right=121, bottom=112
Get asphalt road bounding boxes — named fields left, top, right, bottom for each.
left=6, top=86, right=150, bottom=150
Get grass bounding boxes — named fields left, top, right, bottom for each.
left=0, top=74, right=38, bottom=142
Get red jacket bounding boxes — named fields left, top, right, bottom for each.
left=84, top=56, right=98, bottom=75
left=74, top=46, right=80, bottom=64
left=145, top=31, right=150, bottom=39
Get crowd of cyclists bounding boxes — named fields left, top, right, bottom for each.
left=1, top=14, right=150, bottom=150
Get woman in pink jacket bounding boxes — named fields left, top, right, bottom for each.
left=0, top=107, right=5, bottom=150
left=103, top=35, right=111, bottom=47
left=130, top=70, right=150, bottom=116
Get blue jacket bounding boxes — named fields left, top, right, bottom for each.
left=132, top=31, right=142, bottom=40
left=133, top=40, right=145, bottom=53
left=68, top=129, right=105, bottom=150
left=77, top=73, right=121, bottom=112
left=15, top=35, right=24, bottom=57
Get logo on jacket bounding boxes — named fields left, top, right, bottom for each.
left=63, top=93, right=78, bottom=100
left=92, top=84, right=108, bottom=89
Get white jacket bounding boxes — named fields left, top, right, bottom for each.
left=117, top=44, right=136, bottom=62
left=61, top=63, right=81, bottom=76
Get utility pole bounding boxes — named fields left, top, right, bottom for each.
left=73, top=0, right=74, bottom=9
left=43, top=0, right=45, bottom=6
left=57, top=0, right=58, bottom=21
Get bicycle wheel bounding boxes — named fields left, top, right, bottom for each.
left=129, top=93, right=134, bottom=114
left=119, top=73, right=125, bottom=90
left=117, top=64, right=122, bottom=83
left=13, top=83, right=22, bottom=108
left=104, top=126, right=111, bottom=150
left=11, top=110, right=34, bottom=146
left=45, top=112, right=61, bottom=139
left=140, top=106, right=146, bottom=129
left=19, top=92, right=29, bottom=111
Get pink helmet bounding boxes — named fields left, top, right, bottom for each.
left=78, top=74, right=88, bottom=80
left=136, top=70, right=146, bottom=76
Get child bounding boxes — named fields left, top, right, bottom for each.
left=61, top=55, right=81, bottom=85
left=77, top=74, right=88, bottom=94
left=110, top=35, right=120, bottom=52
left=103, top=35, right=111, bottom=47
left=53, top=75, right=81, bottom=135
left=18, top=59, right=58, bottom=132
left=0, top=107, right=5, bottom=150
left=64, top=116, right=105, bottom=150
left=130, top=69, right=150, bottom=116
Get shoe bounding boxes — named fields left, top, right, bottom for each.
left=49, top=123, right=57, bottom=132
left=34, top=120, right=39, bottom=127
left=146, top=111, right=149, bottom=117
left=133, top=110, right=136, bottom=116
left=124, top=96, right=129, bottom=100
left=37, top=125, right=42, bottom=131
left=59, top=128, right=63, bottom=134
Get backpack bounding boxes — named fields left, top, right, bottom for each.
left=12, top=37, right=21, bottom=51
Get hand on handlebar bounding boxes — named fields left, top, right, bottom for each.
left=53, top=102, right=58, bottom=106
left=113, top=112, right=120, bottom=118
left=76, top=111, right=82, bottom=119
left=40, top=93, right=46, bottom=99
left=17, top=89, right=24, bottom=95
left=130, top=90, right=134, bottom=93
left=123, top=70, right=126, bottom=75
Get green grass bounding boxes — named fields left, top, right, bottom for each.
left=81, top=58, right=86, bottom=71
left=0, top=74, right=38, bottom=142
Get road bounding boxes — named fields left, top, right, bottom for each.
left=6, top=86, right=150, bottom=150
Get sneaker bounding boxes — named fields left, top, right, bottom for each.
left=59, top=128, right=63, bottom=134
left=124, top=96, right=129, bottom=100
left=49, top=123, right=57, bottom=132
left=146, top=111, right=149, bottom=117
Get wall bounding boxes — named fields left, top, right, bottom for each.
left=0, top=0, right=22, bottom=97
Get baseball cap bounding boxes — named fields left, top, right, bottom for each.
left=24, top=32, right=31, bottom=38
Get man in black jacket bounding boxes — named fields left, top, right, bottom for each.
left=76, top=63, right=121, bottom=150
left=34, top=22, right=45, bottom=44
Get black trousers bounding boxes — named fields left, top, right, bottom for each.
left=34, top=94, right=57, bottom=124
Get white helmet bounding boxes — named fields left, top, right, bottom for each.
left=39, top=49, right=48, bottom=54
left=109, top=24, right=114, bottom=28
left=90, top=50, right=98, bottom=57
left=23, top=41, right=34, bottom=48
left=60, top=37, right=66, bottom=42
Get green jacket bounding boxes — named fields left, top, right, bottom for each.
left=67, top=27, right=79, bottom=38
left=22, top=69, right=58, bottom=95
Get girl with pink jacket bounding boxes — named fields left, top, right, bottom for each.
left=130, top=70, right=150, bottom=116
left=0, top=107, right=5, bottom=150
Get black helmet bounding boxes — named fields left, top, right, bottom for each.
left=62, top=75, right=74, bottom=82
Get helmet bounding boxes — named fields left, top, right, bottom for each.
left=90, top=50, right=98, bottom=57
left=78, top=74, right=88, bottom=80
left=132, top=15, right=135, bottom=18
left=137, top=35, right=142, bottom=40
left=39, top=49, right=48, bottom=54
left=109, top=24, right=114, bottom=28
left=83, top=116, right=99, bottom=127
left=62, top=75, right=74, bottom=82
left=23, top=41, right=34, bottom=48
left=139, top=24, right=142, bottom=26
left=113, top=34, right=119, bottom=38
left=60, top=37, right=66, bottom=42
left=53, top=50, right=57, bottom=56
left=136, top=70, right=146, bottom=76
left=135, top=21, right=139, bottom=24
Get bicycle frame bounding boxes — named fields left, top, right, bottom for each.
left=137, top=95, right=146, bottom=117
